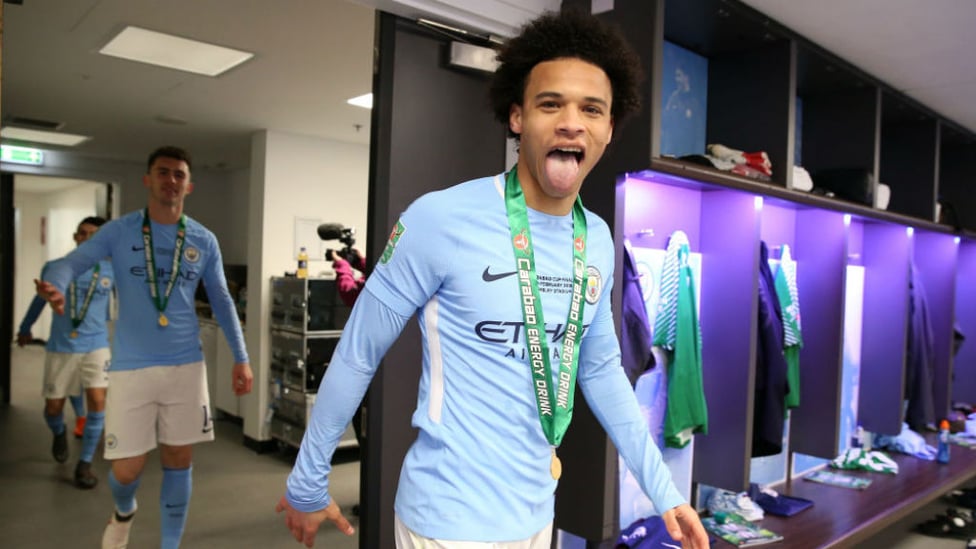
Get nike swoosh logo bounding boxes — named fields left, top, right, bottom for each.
left=202, top=427, right=213, bottom=433
left=482, top=267, right=517, bottom=282
left=165, top=503, right=186, bottom=509
left=132, top=245, right=145, bottom=251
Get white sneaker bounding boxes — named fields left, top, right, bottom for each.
left=707, top=488, right=765, bottom=521
left=101, top=507, right=136, bottom=549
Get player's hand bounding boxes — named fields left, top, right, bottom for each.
left=16, top=333, right=32, bottom=347
left=232, top=362, right=254, bottom=396
left=277, top=497, right=354, bottom=547
left=347, top=248, right=363, bottom=266
left=35, top=279, right=65, bottom=315
left=662, top=503, right=709, bottom=548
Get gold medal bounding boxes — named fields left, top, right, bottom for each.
left=550, top=449, right=562, bottom=480
left=159, top=313, right=169, bottom=327
left=70, top=331, right=78, bottom=339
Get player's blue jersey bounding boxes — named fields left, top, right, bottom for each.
left=45, top=210, right=247, bottom=370
left=286, top=174, right=683, bottom=541
left=20, top=260, right=114, bottom=353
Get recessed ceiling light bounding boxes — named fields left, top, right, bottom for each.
left=100, top=26, right=254, bottom=77
left=1, top=126, right=91, bottom=146
left=347, top=93, right=373, bottom=109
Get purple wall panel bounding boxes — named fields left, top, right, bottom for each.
left=954, top=242, right=976, bottom=402
left=790, top=209, right=848, bottom=458
left=694, top=189, right=760, bottom=491
left=759, top=203, right=797, bottom=251
left=622, top=175, right=701, bottom=250
left=913, top=231, right=959, bottom=419
left=858, top=222, right=911, bottom=435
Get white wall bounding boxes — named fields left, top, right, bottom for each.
left=13, top=177, right=100, bottom=339
left=184, top=167, right=251, bottom=265
left=244, top=130, right=370, bottom=440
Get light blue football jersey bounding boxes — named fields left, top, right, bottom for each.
left=45, top=210, right=247, bottom=370
left=287, top=174, right=683, bottom=541
left=20, top=259, right=114, bottom=353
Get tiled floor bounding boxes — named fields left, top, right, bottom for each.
left=3, top=343, right=974, bottom=548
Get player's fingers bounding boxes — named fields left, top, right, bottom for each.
left=302, top=524, right=318, bottom=547
left=330, top=513, right=355, bottom=536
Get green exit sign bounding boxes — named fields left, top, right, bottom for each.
left=1, top=145, right=45, bottom=165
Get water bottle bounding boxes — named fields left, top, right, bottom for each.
left=937, top=419, right=951, bottom=464
left=297, top=247, right=309, bottom=279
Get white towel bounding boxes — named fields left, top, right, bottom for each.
left=875, top=183, right=891, bottom=210
left=792, top=165, right=814, bottom=191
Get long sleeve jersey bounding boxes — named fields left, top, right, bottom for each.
left=44, top=210, right=247, bottom=370
left=285, top=174, right=683, bottom=541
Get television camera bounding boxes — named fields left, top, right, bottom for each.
left=317, top=223, right=358, bottom=262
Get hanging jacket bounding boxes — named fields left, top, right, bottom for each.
left=905, top=263, right=936, bottom=431
left=621, top=243, right=655, bottom=386
left=754, top=241, right=789, bottom=457
left=653, top=230, right=708, bottom=448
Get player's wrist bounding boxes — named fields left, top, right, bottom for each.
left=285, top=490, right=331, bottom=514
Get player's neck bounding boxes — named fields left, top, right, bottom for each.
left=146, top=201, right=184, bottom=224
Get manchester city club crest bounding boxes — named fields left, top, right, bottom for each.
left=585, top=266, right=602, bottom=304
left=105, top=434, right=118, bottom=450
left=100, top=277, right=112, bottom=288
left=184, top=246, right=201, bottom=263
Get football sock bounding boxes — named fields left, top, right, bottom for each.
left=160, top=466, right=192, bottom=549
left=108, top=469, right=140, bottom=515
left=79, top=410, right=105, bottom=463
left=69, top=394, right=85, bottom=417
left=44, top=412, right=65, bottom=436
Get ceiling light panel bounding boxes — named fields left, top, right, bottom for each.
left=100, top=26, right=254, bottom=77
left=1, top=126, right=91, bottom=146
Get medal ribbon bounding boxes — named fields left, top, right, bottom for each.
left=142, top=208, right=186, bottom=319
left=504, top=168, right=588, bottom=448
left=69, top=264, right=101, bottom=330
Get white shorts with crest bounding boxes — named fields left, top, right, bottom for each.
left=42, top=347, right=110, bottom=398
left=103, top=361, right=213, bottom=460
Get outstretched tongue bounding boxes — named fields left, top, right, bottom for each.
left=546, top=151, right=580, bottom=189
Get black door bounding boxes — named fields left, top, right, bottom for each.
left=1, top=172, right=15, bottom=405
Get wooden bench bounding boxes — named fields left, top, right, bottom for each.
left=733, top=442, right=976, bottom=548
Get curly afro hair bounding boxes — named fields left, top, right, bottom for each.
left=489, top=9, right=643, bottom=140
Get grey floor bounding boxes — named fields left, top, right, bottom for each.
left=2, top=343, right=973, bottom=548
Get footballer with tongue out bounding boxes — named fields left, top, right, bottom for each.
left=507, top=54, right=611, bottom=216
left=278, top=9, right=708, bottom=549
